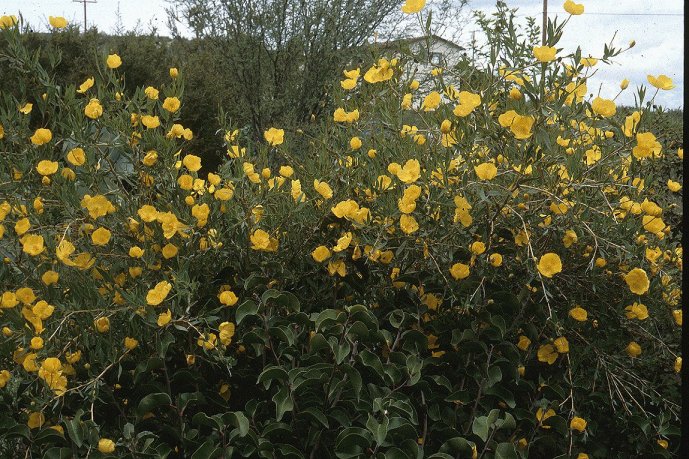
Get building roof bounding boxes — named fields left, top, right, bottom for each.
left=375, top=34, right=465, bottom=52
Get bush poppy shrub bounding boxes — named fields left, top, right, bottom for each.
left=0, top=3, right=681, bottom=457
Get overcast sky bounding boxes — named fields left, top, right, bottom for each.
left=2, top=0, right=683, bottom=108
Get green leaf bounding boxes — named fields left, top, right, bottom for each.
left=495, top=442, right=518, bottom=459
left=485, top=364, right=502, bottom=388
left=273, top=386, right=294, bottom=422
left=137, top=392, right=172, bottom=417
left=236, top=299, right=259, bottom=325
left=224, top=411, right=250, bottom=437
left=438, top=437, right=474, bottom=455
left=300, top=407, right=329, bottom=428
left=334, top=340, right=351, bottom=364
left=258, top=366, right=289, bottom=389
left=335, top=427, right=372, bottom=459
left=342, top=364, right=362, bottom=401
left=191, top=439, right=220, bottom=459
left=472, top=416, right=490, bottom=442
left=315, top=309, right=341, bottom=331
left=366, top=415, right=389, bottom=445
left=359, top=349, right=385, bottom=382
left=65, top=415, right=84, bottom=448
left=43, top=448, right=73, bottom=459
left=484, top=385, right=516, bottom=408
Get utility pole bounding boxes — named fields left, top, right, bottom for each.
left=541, top=0, right=547, bottom=45
left=73, top=0, right=97, bottom=33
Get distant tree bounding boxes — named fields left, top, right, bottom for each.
left=165, top=0, right=466, bottom=137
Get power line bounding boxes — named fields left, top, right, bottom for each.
left=534, top=11, right=683, bottom=17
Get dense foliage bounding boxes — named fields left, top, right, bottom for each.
left=0, top=2, right=683, bottom=458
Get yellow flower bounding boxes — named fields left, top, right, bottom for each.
left=36, top=160, right=59, bottom=176
left=580, top=56, right=597, bottom=67
left=647, top=74, right=675, bottom=90
left=667, top=179, right=682, bottom=192
left=314, top=179, right=333, bottom=199
left=30, top=128, right=53, bottom=146
left=218, top=290, right=238, bottom=306
left=66, top=147, right=86, bottom=166
left=328, top=260, right=347, bottom=277
left=219, top=322, right=236, bottom=346
left=94, top=317, right=110, bottom=333
left=19, top=102, right=33, bottom=114
left=570, top=416, right=587, bottom=432
left=41, top=270, right=59, bottom=285
left=536, top=408, right=556, bottom=426
left=625, top=302, right=648, bottom=320
left=341, top=78, right=357, bottom=90
left=421, top=91, right=441, bottom=111
left=363, top=58, right=395, bottom=83
left=312, top=245, right=331, bottom=262
left=170, top=67, right=179, bottom=78
left=264, top=127, right=285, bottom=146
left=510, top=114, right=534, bottom=139
left=396, top=159, right=421, bottom=183
left=489, top=253, right=503, bottom=267
left=157, top=309, right=172, bottom=327
left=0, top=370, right=10, bottom=388
left=620, top=78, right=629, bottom=90
left=27, top=412, right=45, bottom=429
left=569, top=306, right=588, bottom=321
left=537, top=344, right=558, bottom=364
left=401, top=0, right=426, bottom=13
left=563, top=0, right=584, bottom=15
left=30, top=336, right=44, bottom=350
left=333, top=232, right=353, bottom=252
left=449, top=263, right=470, bottom=280
left=137, top=204, right=158, bottom=222
left=49, top=16, right=68, bottom=28
left=470, top=241, right=486, bottom=255
left=554, top=337, right=569, bottom=353
left=399, top=214, right=419, bottom=234
left=250, top=229, right=278, bottom=252
left=537, top=253, right=562, bottom=278
left=91, top=227, right=111, bottom=246
left=182, top=154, right=202, bottom=172
left=15, top=218, right=30, bottom=235
left=562, top=230, right=578, bottom=248
left=21, top=234, right=45, bottom=256
left=0, top=15, right=18, bottom=29
left=625, top=341, right=641, bottom=357
left=124, top=337, right=139, bottom=350
left=147, top=281, right=172, bottom=306
left=106, top=54, right=122, bottom=69
left=624, top=268, right=649, bottom=295
left=674, top=357, right=682, bottom=373
left=533, top=46, right=557, bottom=63
left=349, top=136, right=362, bottom=150
left=291, top=180, right=305, bottom=202
left=162, top=97, right=181, bottom=113
left=517, top=335, right=531, bottom=351
left=591, top=97, right=616, bottom=117
left=144, top=86, right=159, bottom=100
left=161, top=243, right=178, bottom=259
left=474, top=162, right=497, bottom=180
left=672, top=309, right=682, bottom=326
left=77, top=77, right=94, bottom=93
left=333, top=108, right=360, bottom=123
left=141, top=115, right=160, bottom=129
left=84, top=98, right=103, bottom=119
left=98, top=438, right=116, bottom=454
